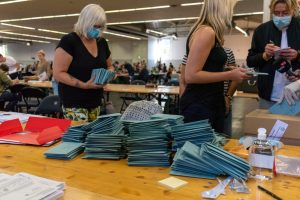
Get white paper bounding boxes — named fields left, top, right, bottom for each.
left=268, top=120, right=288, bottom=141
left=38, top=72, right=48, bottom=81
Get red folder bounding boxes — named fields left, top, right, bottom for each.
left=0, top=117, right=71, bottom=145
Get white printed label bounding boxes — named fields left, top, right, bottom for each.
left=268, top=120, right=288, bottom=141
left=249, top=154, right=274, bottom=169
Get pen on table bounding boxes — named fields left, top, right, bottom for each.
left=257, top=185, right=283, bottom=200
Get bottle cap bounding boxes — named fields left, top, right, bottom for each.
left=257, top=128, right=267, bottom=140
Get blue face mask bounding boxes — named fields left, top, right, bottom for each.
left=87, top=27, right=102, bottom=39
left=272, top=15, right=292, bottom=30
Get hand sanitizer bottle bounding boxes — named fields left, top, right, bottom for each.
left=249, top=128, right=274, bottom=179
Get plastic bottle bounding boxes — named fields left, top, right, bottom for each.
left=249, top=128, right=274, bottom=178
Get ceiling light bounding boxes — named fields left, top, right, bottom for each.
left=0, top=35, right=50, bottom=43
left=106, top=5, right=170, bottom=13
left=0, top=31, right=60, bottom=40
left=0, top=0, right=30, bottom=5
left=234, top=12, right=264, bottom=16
left=108, top=17, right=199, bottom=25
left=0, top=22, right=35, bottom=30
left=104, top=31, right=141, bottom=40
left=146, top=29, right=168, bottom=36
left=38, top=29, right=67, bottom=35
left=181, top=2, right=204, bottom=6
left=235, top=26, right=248, bottom=37
left=0, top=13, right=80, bottom=23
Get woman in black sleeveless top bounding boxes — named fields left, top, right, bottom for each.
left=180, top=0, right=250, bottom=133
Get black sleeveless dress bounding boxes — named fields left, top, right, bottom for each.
left=180, top=37, right=227, bottom=133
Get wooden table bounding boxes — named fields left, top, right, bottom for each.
left=235, top=91, right=259, bottom=100
left=0, top=139, right=299, bottom=200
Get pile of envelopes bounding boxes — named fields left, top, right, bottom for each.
left=171, top=141, right=250, bottom=180
left=44, top=142, right=84, bottom=160
left=150, top=114, right=184, bottom=126
left=171, top=120, right=215, bottom=150
left=92, top=68, right=116, bottom=85
left=82, top=113, right=126, bottom=160
left=62, top=124, right=87, bottom=143
left=126, top=119, right=171, bottom=166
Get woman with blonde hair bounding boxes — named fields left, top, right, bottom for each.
left=53, top=4, right=113, bottom=122
left=180, top=0, right=249, bottom=133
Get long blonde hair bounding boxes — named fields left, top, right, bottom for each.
left=188, top=0, right=237, bottom=45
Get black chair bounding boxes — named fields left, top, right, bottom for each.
left=35, top=95, right=63, bottom=118
left=8, top=84, right=27, bottom=111
left=20, top=87, right=47, bottom=113
left=119, top=80, right=146, bottom=112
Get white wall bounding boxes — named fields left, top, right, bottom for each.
left=108, top=40, right=148, bottom=64
left=5, top=42, right=57, bottom=65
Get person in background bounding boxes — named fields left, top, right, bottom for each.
left=180, top=0, right=249, bottom=133
left=0, top=64, right=19, bottom=111
left=247, top=0, right=300, bottom=109
left=162, top=63, right=167, bottom=73
left=223, top=47, right=239, bottom=136
left=24, top=50, right=51, bottom=81
left=0, top=54, right=20, bottom=79
left=137, top=62, right=149, bottom=83
left=53, top=4, right=113, bottom=122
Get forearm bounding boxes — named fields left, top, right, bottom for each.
left=185, top=70, right=231, bottom=84
left=226, top=81, right=238, bottom=96
left=54, top=72, right=86, bottom=89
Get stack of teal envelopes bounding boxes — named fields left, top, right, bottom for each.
left=44, top=142, right=84, bottom=160
left=92, top=68, right=116, bottom=85
left=62, top=124, right=87, bottom=143
left=171, top=120, right=215, bottom=150
left=171, top=141, right=250, bottom=180
left=82, top=113, right=126, bottom=160
left=126, top=119, right=171, bottom=167
left=150, top=114, right=184, bottom=126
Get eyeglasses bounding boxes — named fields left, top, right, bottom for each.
left=273, top=11, right=291, bottom=16
left=93, top=25, right=103, bottom=29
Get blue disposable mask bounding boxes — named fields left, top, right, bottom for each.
left=272, top=15, right=292, bottom=30
left=87, top=27, right=102, bottom=39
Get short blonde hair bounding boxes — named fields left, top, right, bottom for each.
left=189, top=0, right=237, bottom=45
left=37, top=49, right=45, bottom=56
left=74, top=4, right=107, bottom=38
left=270, top=0, right=298, bottom=15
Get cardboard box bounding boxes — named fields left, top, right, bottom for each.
left=244, top=109, right=300, bottom=141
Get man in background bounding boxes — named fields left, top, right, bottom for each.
left=0, top=54, right=20, bottom=79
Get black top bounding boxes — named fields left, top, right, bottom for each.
left=247, top=17, right=300, bottom=101
left=180, top=36, right=227, bottom=111
left=57, top=32, right=111, bottom=108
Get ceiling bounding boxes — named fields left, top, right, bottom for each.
left=0, top=0, right=263, bottom=44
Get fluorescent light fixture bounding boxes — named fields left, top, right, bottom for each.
left=0, top=0, right=30, bottom=5
left=234, top=11, right=264, bottom=16
left=0, top=22, right=35, bottom=30
left=181, top=2, right=204, bottom=6
left=0, top=13, right=80, bottom=23
left=0, top=30, right=60, bottom=40
left=235, top=25, right=248, bottom=37
left=146, top=29, right=168, bottom=36
left=0, top=35, right=50, bottom=43
left=38, top=29, right=67, bottom=35
left=106, top=5, right=170, bottom=13
left=104, top=31, right=141, bottom=40
left=108, top=17, right=199, bottom=25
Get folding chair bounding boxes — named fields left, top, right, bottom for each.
left=35, top=95, right=63, bottom=118
left=20, top=87, right=47, bottom=113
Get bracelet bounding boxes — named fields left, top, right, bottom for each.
left=225, top=94, right=232, bottom=100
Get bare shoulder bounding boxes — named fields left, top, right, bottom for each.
left=190, top=26, right=215, bottom=47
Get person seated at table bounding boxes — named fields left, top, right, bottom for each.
left=53, top=4, right=113, bottom=122
left=0, top=64, right=19, bottom=111
left=24, top=50, right=51, bottom=81
left=136, top=63, right=149, bottom=83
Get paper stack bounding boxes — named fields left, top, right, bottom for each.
left=92, top=68, right=116, bottom=85
left=0, top=172, right=65, bottom=200
left=82, top=113, right=126, bottom=160
left=44, top=142, right=84, bottom=160
left=150, top=114, right=184, bottom=126
left=62, top=124, right=87, bottom=143
left=171, top=141, right=250, bottom=180
left=127, top=119, right=171, bottom=167
left=171, top=120, right=215, bottom=150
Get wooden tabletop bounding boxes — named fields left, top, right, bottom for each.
left=104, top=84, right=179, bottom=95
left=0, top=139, right=299, bottom=200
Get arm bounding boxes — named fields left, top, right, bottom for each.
left=106, top=56, right=114, bottom=72
left=179, top=64, right=186, bottom=97
left=53, top=48, right=103, bottom=89
left=185, top=27, right=248, bottom=84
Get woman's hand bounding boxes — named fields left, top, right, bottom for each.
left=224, top=96, right=231, bottom=116
left=82, top=76, right=105, bottom=89
left=228, top=68, right=251, bottom=82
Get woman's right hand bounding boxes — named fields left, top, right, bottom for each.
left=82, top=76, right=105, bottom=89
left=228, top=68, right=251, bottom=82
